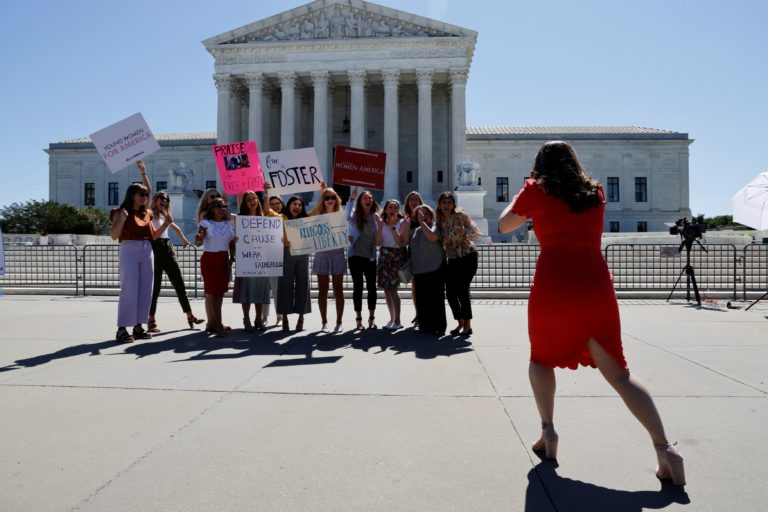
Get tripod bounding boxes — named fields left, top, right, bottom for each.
left=667, top=237, right=707, bottom=306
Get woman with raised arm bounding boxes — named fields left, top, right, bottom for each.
left=403, top=191, right=424, bottom=326
left=232, top=191, right=272, bottom=331
left=435, top=191, right=480, bottom=336
left=147, top=191, right=204, bottom=332
left=196, top=188, right=223, bottom=222
left=308, top=184, right=346, bottom=333
left=498, top=141, right=685, bottom=485
left=346, top=187, right=380, bottom=330
left=275, top=195, right=312, bottom=331
left=376, top=198, right=408, bottom=330
left=409, top=205, right=447, bottom=336
left=109, top=160, right=161, bottom=343
left=194, top=196, right=236, bottom=337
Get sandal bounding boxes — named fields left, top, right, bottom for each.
left=115, top=327, right=134, bottom=344
left=243, top=317, right=254, bottom=332
left=355, top=316, right=365, bottom=331
left=368, top=316, right=377, bottom=330
left=147, top=320, right=160, bottom=333
left=187, top=315, right=205, bottom=329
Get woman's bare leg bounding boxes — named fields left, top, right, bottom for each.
left=332, top=274, right=344, bottom=325
left=317, top=274, right=330, bottom=325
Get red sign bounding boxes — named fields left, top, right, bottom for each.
left=212, top=141, right=264, bottom=195
left=332, top=145, right=386, bottom=190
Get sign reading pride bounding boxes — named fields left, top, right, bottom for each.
left=90, top=113, right=161, bottom=173
left=235, top=216, right=284, bottom=277
left=212, top=141, right=264, bottom=194
left=332, top=145, right=386, bottom=190
left=259, top=147, right=324, bottom=196
left=284, top=211, right=348, bottom=256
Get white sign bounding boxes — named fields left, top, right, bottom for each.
left=0, top=227, right=5, bottom=276
left=90, top=113, right=161, bottom=173
left=285, top=211, right=348, bottom=256
left=235, top=216, right=284, bottom=277
left=259, top=147, right=324, bottom=197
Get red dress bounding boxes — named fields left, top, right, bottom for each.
left=511, top=179, right=628, bottom=370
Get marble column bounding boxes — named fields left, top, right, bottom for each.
left=348, top=70, right=367, bottom=149
left=382, top=68, right=400, bottom=200
left=416, top=68, right=434, bottom=202
left=312, top=71, right=330, bottom=189
left=214, top=74, right=233, bottom=144
left=230, top=84, right=245, bottom=142
left=245, top=73, right=264, bottom=149
left=449, top=67, right=469, bottom=190
left=278, top=72, right=297, bottom=150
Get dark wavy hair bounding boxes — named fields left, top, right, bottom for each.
left=119, top=183, right=149, bottom=215
left=531, top=141, right=604, bottom=213
left=284, top=196, right=308, bottom=220
left=354, top=190, right=380, bottom=230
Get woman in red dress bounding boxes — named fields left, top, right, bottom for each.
left=498, top=141, right=685, bottom=486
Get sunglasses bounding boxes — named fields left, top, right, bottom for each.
left=209, top=194, right=220, bottom=199
left=158, top=196, right=169, bottom=202
left=214, top=204, right=228, bottom=209
left=138, top=192, right=148, bottom=197
left=323, top=196, right=336, bottom=201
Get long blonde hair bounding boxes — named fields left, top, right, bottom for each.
left=151, top=191, right=172, bottom=217
left=196, top=188, right=221, bottom=221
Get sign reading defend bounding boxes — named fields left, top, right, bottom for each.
left=333, top=145, right=386, bottom=190
left=259, top=147, right=324, bottom=197
left=90, top=113, right=161, bottom=173
left=235, top=215, right=284, bottom=277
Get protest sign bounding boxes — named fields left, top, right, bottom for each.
left=332, top=145, right=386, bottom=190
left=235, top=215, right=284, bottom=277
left=90, top=113, right=161, bottom=173
left=259, top=147, right=324, bottom=196
left=0, top=227, right=5, bottom=276
left=284, top=211, right=348, bottom=256
left=212, top=141, right=264, bottom=195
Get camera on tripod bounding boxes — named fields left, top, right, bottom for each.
left=668, top=218, right=706, bottom=241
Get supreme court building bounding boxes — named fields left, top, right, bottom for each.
left=46, top=0, right=693, bottom=240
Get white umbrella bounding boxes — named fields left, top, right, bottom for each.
left=732, top=171, right=768, bottom=230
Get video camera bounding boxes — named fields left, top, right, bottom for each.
left=668, top=218, right=706, bottom=241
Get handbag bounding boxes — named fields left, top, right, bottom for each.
left=398, top=258, right=413, bottom=283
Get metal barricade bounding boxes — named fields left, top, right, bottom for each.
left=474, top=244, right=540, bottom=289
left=742, top=244, right=768, bottom=300
left=603, top=244, right=738, bottom=298
left=0, top=244, right=80, bottom=294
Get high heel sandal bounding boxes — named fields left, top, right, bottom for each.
left=147, top=320, right=160, bottom=333
left=187, top=315, right=204, bottom=329
left=355, top=316, right=365, bottom=331
left=243, top=317, right=254, bottom=332
left=531, top=422, right=559, bottom=460
left=368, top=316, right=377, bottom=330
left=655, top=443, right=686, bottom=486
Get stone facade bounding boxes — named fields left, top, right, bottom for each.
left=44, top=0, right=693, bottom=241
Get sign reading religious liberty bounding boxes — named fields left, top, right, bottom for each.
left=235, top=216, right=284, bottom=277
left=212, top=141, right=264, bottom=195
left=89, top=113, right=161, bottom=173
left=332, top=145, right=386, bottom=190
left=284, top=211, right=348, bottom=256
left=259, top=147, right=324, bottom=196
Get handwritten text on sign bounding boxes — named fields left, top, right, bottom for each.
left=235, top=216, right=284, bottom=277
left=259, top=147, right=324, bottom=196
left=89, top=113, right=161, bottom=173
left=284, top=211, right=348, bottom=256
left=213, top=141, right=264, bottom=195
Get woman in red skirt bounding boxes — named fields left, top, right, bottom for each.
left=498, top=141, right=685, bottom=486
left=195, top=197, right=235, bottom=337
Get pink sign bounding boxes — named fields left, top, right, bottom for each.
left=212, top=141, right=264, bottom=194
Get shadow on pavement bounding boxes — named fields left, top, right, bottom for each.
left=525, top=459, right=690, bottom=511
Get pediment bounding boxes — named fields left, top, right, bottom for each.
left=203, top=0, right=476, bottom=47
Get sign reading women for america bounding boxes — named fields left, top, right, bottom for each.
left=90, top=113, right=161, bottom=173
left=332, top=145, right=386, bottom=190
left=259, top=147, right=324, bottom=196
left=235, top=216, right=284, bottom=277
left=212, top=141, right=264, bottom=194
left=284, top=211, right=348, bottom=256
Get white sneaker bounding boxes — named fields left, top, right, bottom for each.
left=391, top=323, right=403, bottom=330
left=320, top=324, right=329, bottom=333
left=384, top=322, right=395, bottom=330
left=333, top=323, right=343, bottom=333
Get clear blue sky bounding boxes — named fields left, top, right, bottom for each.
left=1, top=0, right=765, bottom=216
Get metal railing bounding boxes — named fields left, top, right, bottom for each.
left=1, top=243, right=766, bottom=298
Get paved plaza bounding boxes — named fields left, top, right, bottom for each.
left=0, top=295, right=766, bottom=511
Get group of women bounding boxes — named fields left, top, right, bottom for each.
left=110, top=141, right=685, bottom=487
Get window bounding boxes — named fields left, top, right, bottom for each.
left=496, top=177, right=509, bottom=202
left=156, top=181, right=167, bottom=191
left=84, top=183, right=95, bottom=206
left=437, top=170, right=443, bottom=183
left=635, top=177, right=647, bottom=202
left=205, top=180, right=217, bottom=190
left=108, top=182, right=119, bottom=206
left=609, top=221, right=620, bottom=232
left=637, top=221, right=647, bottom=232
left=607, top=177, right=620, bottom=202
left=406, top=171, right=413, bottom=183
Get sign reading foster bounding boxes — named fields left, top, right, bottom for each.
left=259, top=147, right=324, bottom=197
left=332, top=145, right=386, bottom=190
